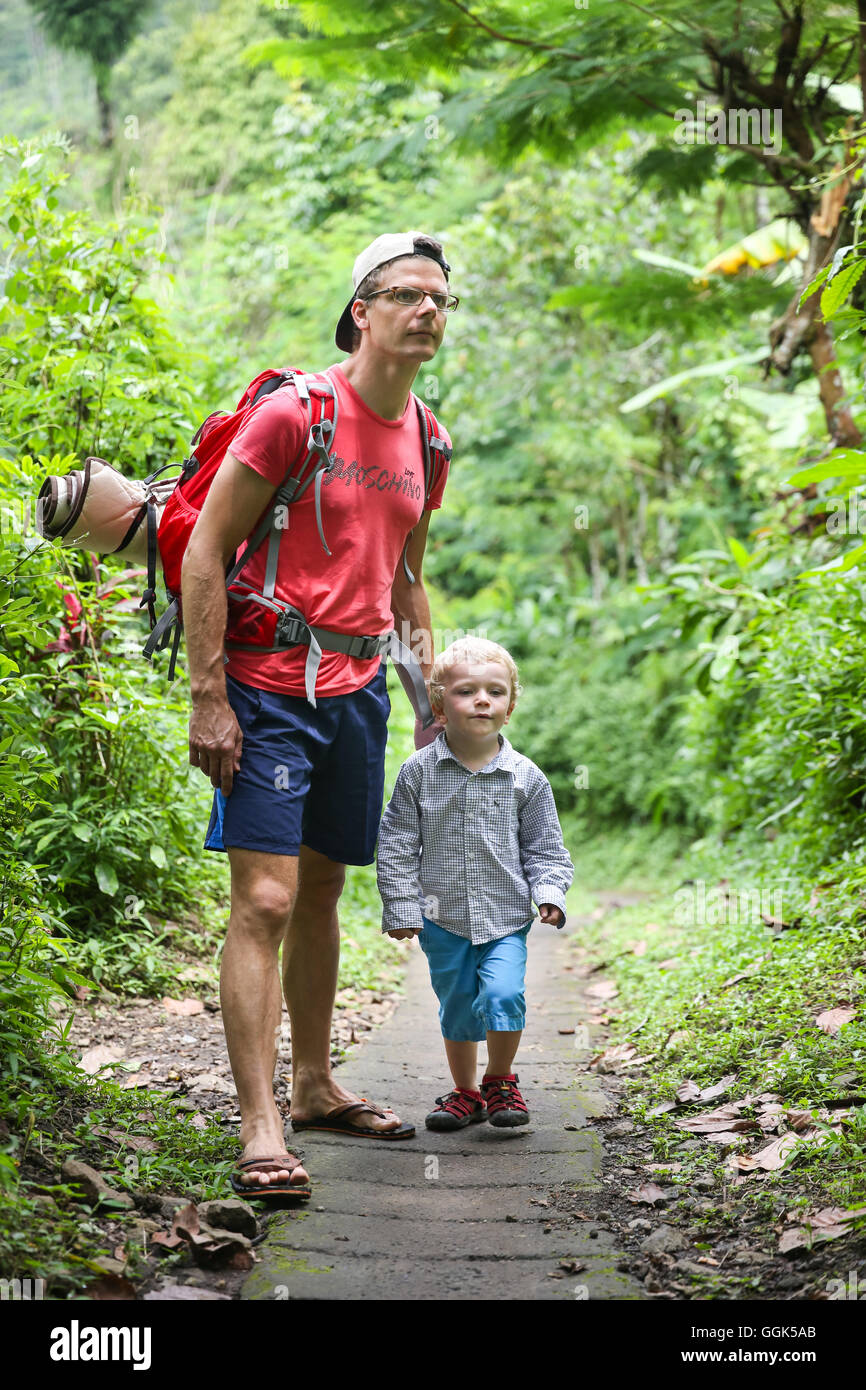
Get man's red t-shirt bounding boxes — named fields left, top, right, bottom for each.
left=223, top=363, right=450, bottom=697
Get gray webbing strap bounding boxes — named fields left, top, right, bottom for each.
left=143, top=598, right=179, bottom=659
left=383, top=631, right=435, bottom=728
left=402, top=398, right=433, bottom=585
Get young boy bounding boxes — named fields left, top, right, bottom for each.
left=376, top=638, right=574, bottom=1129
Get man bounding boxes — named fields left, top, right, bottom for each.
left=182, top=232, right=456, bottom=1195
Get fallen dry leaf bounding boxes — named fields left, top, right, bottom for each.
left=752, top=1132, right=807, bottom=1171
left=761, top=913, right=802, bottom=931
left=84, top=1274, right=137, bottom=1300
left=631, top=941, right=648, bottom=957
left=585, top=980, right=619, bottom=1001
left=647, top=1100, right=676, bottom=1118
left=694, top=1074, right=738, bottom=1104
left=676, top=1080, right=701, bottom=1103
left=784, top=1108, right=820, bottom=1133
left=588, top=1043, right=636, bottom=1073
left=172, top=1202, right=200, bottom=1241
left=674, top=1102, right=755, bottom=1134
left=151, top=1231, right=184, bottom=1251
left=626, top=1182, right=669, bottom=1206
left=161, top=997, right=204, bottom=1016
left=657, top=958, right=681, bottom=970
left=105, top=1130, right=158, bottom=1153
left=778, top=1206, right=865, bottom=1253
left=815, top=1008, right=855, bottom=1035
left=619, top=1054, right=654, bottom=1069
left=119, top=1071, right=153, bottom=1090
left=78, top=1045, right=123, bottom=1076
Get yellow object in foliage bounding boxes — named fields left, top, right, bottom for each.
left=700, top=219, right=808, bottom=277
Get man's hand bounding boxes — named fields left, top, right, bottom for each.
left=387, top=928, right=421, bottom=940
left=189, top=693, right=243, bottom=795
left=414, top=715, right=440, bottom=750
left=539, top=904, right=565, bottom=928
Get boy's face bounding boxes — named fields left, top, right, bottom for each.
left=433, top=660, right=514, bottom=738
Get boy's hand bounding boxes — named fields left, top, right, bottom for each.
left=387, top=928, right=421, bottom=940
left=539, top=904, right=564, bottom=928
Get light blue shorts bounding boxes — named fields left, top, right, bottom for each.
left=418, top=914, right=532, bottom=1042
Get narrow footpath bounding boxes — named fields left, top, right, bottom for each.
left=243, top=920, right=646, bottom=1300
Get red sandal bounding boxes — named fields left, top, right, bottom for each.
left=481, top=1073, right=529, bottom=1127
left=425, top=1087, right=488, bottom=1131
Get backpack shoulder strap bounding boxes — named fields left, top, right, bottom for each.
left=400, top=396, right=452, bottom=584
left=253, top=368, right=340, bottom=603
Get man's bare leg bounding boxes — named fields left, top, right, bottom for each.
left=221, top=847, right=309, bottom=1190
left=283, top=844, right=404, bottom=1132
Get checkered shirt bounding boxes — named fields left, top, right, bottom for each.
left=376, top=730, right=574, bottom=944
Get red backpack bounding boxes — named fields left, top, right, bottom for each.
left=141, top=367, right=450, bottom=721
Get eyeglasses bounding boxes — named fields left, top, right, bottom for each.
left=362, top=285, right=460, bottom=313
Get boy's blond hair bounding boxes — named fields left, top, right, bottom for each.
left=429, top=638, right=522, bottom=714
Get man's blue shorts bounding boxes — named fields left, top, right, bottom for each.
left=204, top=664, right=390, bottom=864
left=418, top=914, right=533, bottom=1042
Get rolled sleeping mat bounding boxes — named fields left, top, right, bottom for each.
left=37, top=458, right=173, bottom=565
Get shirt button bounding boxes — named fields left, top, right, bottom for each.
left=467, top=851, right=475, bottom=860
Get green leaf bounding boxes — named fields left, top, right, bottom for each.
left=632, top=248, right=706, bottom=278
left=619, top=349, right=767, bottom=413
left=95, top=863, right=119, bottom=897
left=149, top=844, right=167, bottom=869
left=728, top=537, right=750, bottom=570
left=821, top=260, right=866, bottom=320
left=788, top=451, right=866, bottom=487
left=71, top=824, right=94, bottom=842
left=799, top=539, right=866, bottom=578
left=798, top=263, right=831, bottom=308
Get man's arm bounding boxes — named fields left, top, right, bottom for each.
left=391, top=509, right=438, bottom=748
left=182, top=450, right=278, bottom=794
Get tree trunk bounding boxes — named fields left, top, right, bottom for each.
left=633, top=478, right=649, bottom=586
left=94, top=63, right=114, bottom=147
left=809, top=319, right=863, bottom=449
left=768, top=212, right=862, bottom=448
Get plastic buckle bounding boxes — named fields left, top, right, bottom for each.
left=274, top=613, right=305, bottom=648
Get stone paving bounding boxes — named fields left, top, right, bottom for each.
left=243, top=920, right=646, bottom=1300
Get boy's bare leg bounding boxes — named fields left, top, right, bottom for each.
left=444, top=1038, right=479, bottom=1091
left=221, top=848, right=309, bottom=1189
left=485, top=1030, right=522, bottom=1076
left=284, top=844, right=404, bottom=1132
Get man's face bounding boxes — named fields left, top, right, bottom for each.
left=353, top=257, right=449, bottom=363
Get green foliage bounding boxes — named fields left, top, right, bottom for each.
left=264, top=0, right=861, bottom=188
left=0, top=134, right=196, bottom=467
left=26, top=0, right=157, bottom=71
left=0, top=140, right=226, bottom=981
left=684, top=572, right=866, bottom=860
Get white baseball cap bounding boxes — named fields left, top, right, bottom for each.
left=335, top=231, right=451, bottom=352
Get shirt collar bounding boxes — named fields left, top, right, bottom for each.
left=433, top=729, right=517, bottom=773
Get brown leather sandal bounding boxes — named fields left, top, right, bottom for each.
left=230, top=1154, right=312, bottom=1200
left=291, top=1098, right=415, bottom=1140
